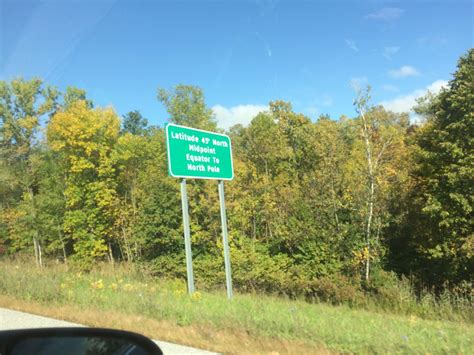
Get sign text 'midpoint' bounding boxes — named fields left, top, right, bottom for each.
left=166, top=124, right=234, bottom=180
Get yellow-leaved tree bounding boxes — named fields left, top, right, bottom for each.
left=47, top=100, right=120, bottom=269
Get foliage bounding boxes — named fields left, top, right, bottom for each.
left=390, top=49, right=473, bottom=286
left=121, top=110, right=148, bottom=135
left=1, top=50, right=472, bottom=305
left=0, top=78, right=59, bottom=265
left=47, top=101, right=121, bottom=269
left=157, top=84, right=217, bottom=131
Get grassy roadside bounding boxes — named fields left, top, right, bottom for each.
left=0, top=260, right=472, bottom=354
left=0, top=295, right=325, bottom=354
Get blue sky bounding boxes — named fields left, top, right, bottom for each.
left=1, top=0, right=472, bottom=129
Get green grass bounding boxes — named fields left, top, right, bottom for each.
left=0, top=260, right=472, bottom=354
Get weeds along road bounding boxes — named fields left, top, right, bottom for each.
left=0, top=307, right=219, bottom=355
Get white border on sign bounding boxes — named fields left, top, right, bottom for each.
left=165, top=123, right=235, bottom=180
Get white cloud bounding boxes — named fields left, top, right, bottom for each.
left=381, top=84, right=399, bottom=92
left=380, top=79, right=448, bottom=114
left=349, top=77, right=369, bottom=91
left=345, top=39, right=359, bottom=52
left=365, top=7, right=404, bottom=21
left=322, top=94, right=333, bottom=106
left=388, top=65, right=420, bottom=78
left=383, top=46, right=400, bottom=60
left=417, top=36, right=448, bottom=48
left=304, top=106, right=320, bottom=117
left=212, top=104, right=268, bottom=130
left=426, top=80, right=448, bottom=93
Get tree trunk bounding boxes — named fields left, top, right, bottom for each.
left=118, top=240, right=125, bottom=261
left=130, top=181, right=140, bottom=260
left=330, top=179, right=341, bottom=233
left=252, top=215, right=256, bottom=251
left=134, top=241, right=141, bottom=258
left=33, top=237, right=39, bottom=268
left=28, top=186, right=42, bottom=268
left=58, top=225, right=68, bottom=265
left=62, top=241, right=68, bottom=265
left=121, top=225, right=133, bottom=262
left=108, top=243, right=114, bottom=265
left=358, top=100, right=375, bottom=282
left=38, top=241, right=43, bottom=269
left=365, top=178, right=374, bottom=282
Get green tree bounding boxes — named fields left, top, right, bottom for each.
left=63, top=86, right=93, bottom=110
left=131, top=129, right=183, bottom=268
left=121, top=110, right=148, bottom=135
left=157, top=85, right=217, bottom=131
left=237, top=111, right=292, bottom=245
left=407, top=49, right=473, bottom=285
left=295, top=117, right=352, bottom=277
left=0, top=78, right=58, bottom=266
left=34, top=149, right=68, bottom=261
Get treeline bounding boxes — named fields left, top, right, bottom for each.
left=1, top=49, right=472, bottom=299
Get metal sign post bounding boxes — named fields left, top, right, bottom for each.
left=180, top=178, right=195, bottom=294
left=218, top=180, right=233, bottom=299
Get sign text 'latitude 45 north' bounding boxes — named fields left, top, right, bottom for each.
left=166, top=124, right=234, bottom=180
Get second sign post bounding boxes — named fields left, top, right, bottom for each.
left=165, top=123, right=234, bottom=299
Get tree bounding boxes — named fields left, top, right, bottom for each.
left=121, top=110, right=148, bottom=135
left=296, top=117, right=352, bottom=277
left=407, top=49, right=473, bottom=285
left=63, top=86, right=93, bottom=110
left=353, top=88, right=409, bottom=281
left=157, top=85, right=217, bottom=131
left=130, top=129, right=183, bottom=266
left=270, top=100, right=313, bottom=176
left=34, top=149, right=68, bottom=261
left=47, top=100, right=121, bottom=269
left=0, top=78, right=58, bottom=266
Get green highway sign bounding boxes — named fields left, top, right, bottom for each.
left=167, top=123, right=235, bottom=298
left=166, top=123, right=234, bottom=180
